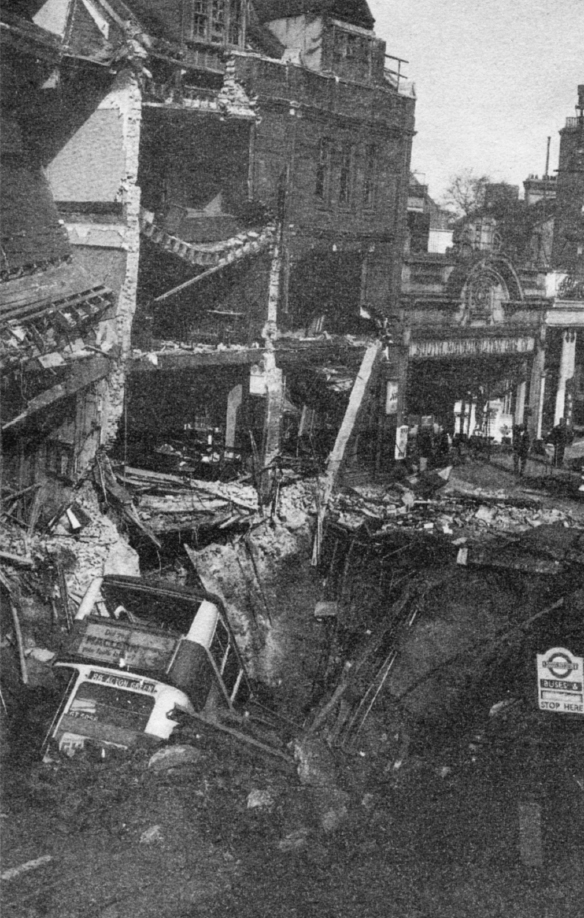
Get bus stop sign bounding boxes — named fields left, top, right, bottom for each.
left=537, top=647, right=584, bottom=714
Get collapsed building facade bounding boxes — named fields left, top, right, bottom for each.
left=1, top=0, right=416, bottom=500
left=1, top=11, right=120, bottom=519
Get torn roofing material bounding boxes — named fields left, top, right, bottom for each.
left=0, top=262, right=112, bottom=327
left=139, top=208, right=275, bottom=270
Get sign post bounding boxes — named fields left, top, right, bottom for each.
left=536, top=647, right=584, bottom=714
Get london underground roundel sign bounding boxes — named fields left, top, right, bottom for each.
left=537, top=647, right=584, bottom=714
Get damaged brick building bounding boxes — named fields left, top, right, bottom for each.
left=1, top=10, right=120, bottom=521
left=1, top=0, right=415, bottom=497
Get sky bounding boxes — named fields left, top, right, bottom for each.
left=368, top=0, right=584, bottom=203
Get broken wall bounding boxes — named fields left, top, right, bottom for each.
left=139, top=110, right=251, bottom=218
left=44, top=68, right=143, bottom=445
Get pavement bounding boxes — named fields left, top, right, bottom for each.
left=446, top=450, right=584, bottom=526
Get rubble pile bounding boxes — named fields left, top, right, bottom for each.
left=44, top=483, right=140, bottom=600
left=116, top=464, right=316, bottom=539
left=330, top=477, right=574, bottom=539
left=0, top=481, right=140, bottom=654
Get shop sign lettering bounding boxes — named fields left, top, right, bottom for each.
left=409, top=337, right=534, bottom=359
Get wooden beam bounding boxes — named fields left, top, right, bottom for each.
left=153, top=261, right=231, bottom=304
left=129, top=348, right=266, bottom=372
left=2, top=356, right=111, bottom=431
left=312, top=340, right=383, bottom=565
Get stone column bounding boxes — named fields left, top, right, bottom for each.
left=528, top=346, right=546, bottom=440
left=514, top=381, right=526, bottom=425
left=554, top=330, right=577, bottom=425
left=225, top=384, right=243, bottom=458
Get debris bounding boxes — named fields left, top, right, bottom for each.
left=0, top=550, right=34, bottom=568
left=474, top=505, right=496, bottom=523
left=140, top=825, right=164, bottom=845
left=246, top=789, right=275, bottom=810
left=311, top=786, right=351, bottom=833
left=0, top=571, right=28, bottom=685
left=314, top=601, right=338, bottom=618
left=1, top=855, right=53, bottom=882
left=56, top=559, right=73, bottom=631
left=294, top=737, right=338, bottom=787
left=25, top=647, right=56, bottom=665
left=312, top=341, right=384, bottom=564
left=177, top=709, right=295, bottom=768
left=306, top=585, right=412, bottom=736
left=148, top=745, right=202, bottom=772
left=277, top=827, right=310, bottom=852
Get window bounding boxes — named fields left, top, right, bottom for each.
left=332, top=28, right=371, bottom=80
left=210, top=0, right=225, bottom=41
left=182, top=0, right=243, bottom=46
left=315, top=138, right=332, bottom=200
left=192, top=0, right=209, bottom=39
left=228, top=0, right=242, bottom=44
left=345, top=33, right=361, bottom=60
left=363, top=144, right=377, bottom=209
left=339, top=142, right=354, bottom=205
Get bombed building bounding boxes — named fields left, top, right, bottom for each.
left=2, top=7, right=584, bottom=916
left=0, top=0, right=415, bottom=495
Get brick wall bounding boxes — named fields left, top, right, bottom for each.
left=238, top=54, right=414, bottom=324
left=552, top=120, right=584, bottom=273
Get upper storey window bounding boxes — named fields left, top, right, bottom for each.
left=315, top=138, right=333, bottom=201
left=363, top=144, right=377, bottom=209
left=332, top=26, right=371, bottom=81
left=182, top=0, right=245, bottom=47
left=339, top=142, right=354, bottom=205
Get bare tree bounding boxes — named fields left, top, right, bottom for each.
left=441, top=169, right=492, bottom=217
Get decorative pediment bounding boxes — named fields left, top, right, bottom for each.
left=463, top=267, right=508, bottom=325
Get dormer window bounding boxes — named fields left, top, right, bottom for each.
left=331, top=25, right=372, bottom=81
left=182, top=0, right=244, bottom=47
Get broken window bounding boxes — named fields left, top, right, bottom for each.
left=315, top=138, right=332, bottom=201
left=363, top=144, right=377, bottom=209
left=339, top=142, right=354, bottom=205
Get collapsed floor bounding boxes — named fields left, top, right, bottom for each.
left=2, top=455, right=584, bottom=916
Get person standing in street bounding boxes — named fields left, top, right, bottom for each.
left=512, top=424, right=530, bottom=477
left=548, top=417, right=571, bottom=469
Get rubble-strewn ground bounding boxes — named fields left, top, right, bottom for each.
left=2, top=457, right=584, bottom=917
left=2, top=699, right=584, bottom=918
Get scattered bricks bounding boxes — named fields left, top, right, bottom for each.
left=294, top=737, right=338, bottom=788
left=277, top=827, right=310, bottom=852
left=246, top=789, right=275, bottom=810
left=148, top=746, right=202, bottom=772
left=310, top=786, right=351, bottom=833
left=140, top=825, right=164, bottom=845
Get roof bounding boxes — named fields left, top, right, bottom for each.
left=0, top=261, right=111, bottom=326
left=1, top=157, right=71, bottom=277
left=252, top=0, right=374, bottom=30
left=0, top=9, right=63, bottom=63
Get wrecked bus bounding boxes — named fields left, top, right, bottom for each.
left=43, top=575, right=249, bottom=756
